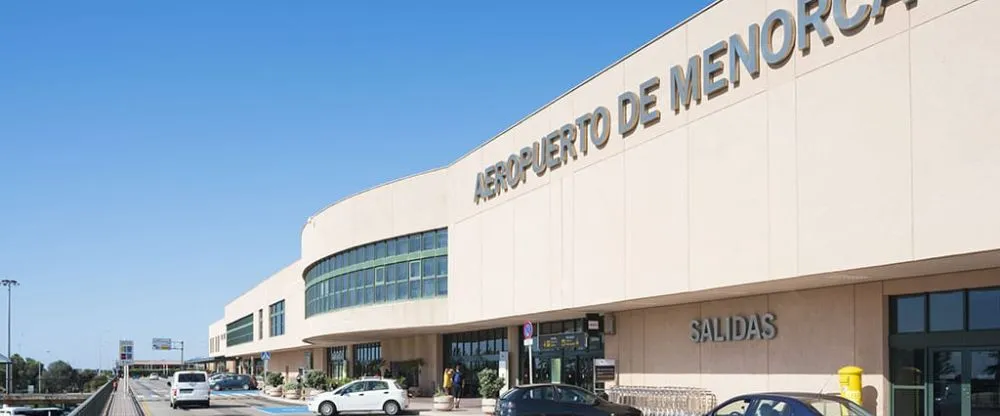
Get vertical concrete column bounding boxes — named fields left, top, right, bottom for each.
left=506, top=326, right=520, bottom=388
left=427, top=334, right=443, bottom=393
left=345, top=343, right=355, bottom=378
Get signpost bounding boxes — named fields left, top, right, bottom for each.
left=261, top=352, right=271, bottom=384
left=522, top=322, right=533, bottom=384
left=152, top=338, right=185, bottom=368
left=120, top=340, right=134, bottom=390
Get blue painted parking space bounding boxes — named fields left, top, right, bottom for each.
left=256, top=406, right=311, bottom=415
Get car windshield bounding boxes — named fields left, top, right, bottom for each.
left=178, top=373, right=206, bottom=383
left=797, top=397, right=871, bottom=416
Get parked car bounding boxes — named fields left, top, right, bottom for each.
left=210, top=374, right=257, bottom=391
left=706, top=393, right=872, bottom=416
left=167, top=371, right=211, bottom=409
left=496, top=383, right=642, bottom=416
left=308, top=378, right=409, bottom=416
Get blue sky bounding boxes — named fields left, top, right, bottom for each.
left=0, top=0, right=712, bottom=368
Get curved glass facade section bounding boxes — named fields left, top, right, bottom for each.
left=304, top=228, right=448, bottom=318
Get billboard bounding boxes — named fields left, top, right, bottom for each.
left=153, top=338, right=172, bottom=350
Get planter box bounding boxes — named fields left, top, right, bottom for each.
left=432, top=395, right=454, bottom=411
left=481, top=398, right=497, bottom=414
left=284, top=392, right=301, bottom=400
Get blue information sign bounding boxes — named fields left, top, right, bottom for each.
left=261, top=351, right=271, bottom=361
left=523, top=322, right=534, bottom=339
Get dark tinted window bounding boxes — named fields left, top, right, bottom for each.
left=969, top=288, right=1000, bottom=330
left=893, top=295, right=925, bottom=333
left=524, top=386, right=555, bottom=401
left=929, top=291, right=964, bottom=331
left=178, top=373, right=206, bottom=383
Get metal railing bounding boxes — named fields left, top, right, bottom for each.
left=66, top=381, right=113, bottom=416
left=606, top=385, right=717, bottom=416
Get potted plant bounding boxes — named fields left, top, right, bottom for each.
left=283, top=381, right=301, bottom=400
left=303, top=371, right=327, bottom=397
left=266, top=373, right=285, bottom=397
left=432, top=385, right=455, bottom=411
left=477, top=368, right=505, bottom=415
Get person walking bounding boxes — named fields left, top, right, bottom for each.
left=442, top=367, right=454, bottom=395
left=451, top=364, right=463, bottom=409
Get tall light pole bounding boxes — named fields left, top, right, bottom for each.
left=38, top=350, right=49, bottom=393
left=1, top=279, right=19, bottom=395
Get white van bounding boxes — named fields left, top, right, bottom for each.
left=167, top=371, right=211, bottom=408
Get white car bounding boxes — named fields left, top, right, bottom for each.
left=308, top=379, right=409, bottom=416
left=167, top=371, right=211, bottom=408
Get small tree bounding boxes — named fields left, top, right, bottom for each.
left=477, top=368, right=505, bottom=399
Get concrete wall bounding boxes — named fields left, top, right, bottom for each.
left=606, top=267, right=1000, bottom=416
left=222, top=260, right=309, bottom=357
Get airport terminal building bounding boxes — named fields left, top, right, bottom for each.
left=207, top=1, right=1000, bottom=415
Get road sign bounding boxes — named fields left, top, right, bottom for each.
left=119, top=340, right=134, bottom=364
left=523, top=322, right=534, bottom=339
left=153, top=338, right=172, bottom=350
left=261, top=351, right=271, bottom=361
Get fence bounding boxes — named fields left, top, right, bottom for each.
left=605, top=385, right=717, bottom=416
left=65, top=381, right=112, bottom=416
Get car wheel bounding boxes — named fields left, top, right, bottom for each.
left=383, top=400, right=400, bottom=416
left=319, top=401, right=336, bottom=416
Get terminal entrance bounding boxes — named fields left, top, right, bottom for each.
left=889, top=287, right=1000, bottom=416
left=929, top=348, right=1000, bottom=416
left=519, top=318, right=605, bottom=393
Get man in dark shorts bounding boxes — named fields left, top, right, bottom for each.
left=451, top=364, right=463, bottom=408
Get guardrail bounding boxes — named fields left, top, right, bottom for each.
left=125, top=379, right=145, bottom=415
left=605, top=385, right=717, bottom=416
left=66, top=381, right=113, bottom=416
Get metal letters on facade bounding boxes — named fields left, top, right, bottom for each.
left=689, top=313, right=776, bottom=343
left=473, top=0, right=916, bottom=203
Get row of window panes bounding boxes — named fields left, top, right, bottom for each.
left=354, top=342, right=381, bottom=364
left=305, top=255, right=448, bottom=317
left=444, top=328, right=509, bottom=365
left=226, top=314, right=254, bottom=347
left=891, top=287, right=1000, bottom=333
left=269, top=300, right=285, bottom=337
left=304, top=229, right=447, bottom=282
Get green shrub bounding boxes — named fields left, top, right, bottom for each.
left=476, top=368, right=505, bottom=399
left=304, top=371, right=328, bottom=389
left=267, top=373, right=284, bottom=388
left=283, top=381, right=301, bottom=391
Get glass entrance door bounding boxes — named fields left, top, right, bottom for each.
left=931, top=348, right=1000, bottom=416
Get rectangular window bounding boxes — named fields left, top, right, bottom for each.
left=437, top=229, right=448, bottom=249
left=365, top=244, right=374, bottom=262
left=397, top=263, right=408, bottom=281
left=258, top=309, right=263, bottom=340
left=423, top=278, right=435, bottom=298
left=375, top=284, right=385, bottom=302
left=929, top=291, right=964, bottom=331
left=385, top=264, right=396, bottom=283
left=397, top=237, right=409, bottom=255
left=409, top=235, right=421, bottom=252
left=410, top=280, right=421, bottom=298
left=409, top=261, right=421, bottom=280
left=365, top=287, right=374, bottom=304
left=387, top=282, right=397, bottom=301
left=892, top=295, right=926, bottom=333
left=376, top=241, right=386, bottom=259
left=397, top=281, right=408, bottom=299
left=422, top=258, right=435, bottom=278
left=437, top=256, right=448, bottom=276
left=969, top=288, right=1000, bottom=330
left=437, top=276, right=448, bottom=295
left=387, top=238, right=397, bottom=256
left=269, top=300, right=285, bottom=337
left=226, top=314, right=254, bottom=347
left=336, top=253, right=343, bottom=269
left=365, top=268, right=375, bottom=286
left=423, top=231, right=435, bottom=250
left=375, top=267, right=385, bottom=284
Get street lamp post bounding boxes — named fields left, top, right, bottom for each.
left=38, top=350, right=50, bottom=393
left=1, top=280, right=19, bottom=394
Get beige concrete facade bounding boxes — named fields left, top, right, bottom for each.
left=208, top=1, right=1000, bottom=415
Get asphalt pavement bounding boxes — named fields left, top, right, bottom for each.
left=128, top=378, right=312, bottom=416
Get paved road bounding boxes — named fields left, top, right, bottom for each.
left=129, top=378, right=311, bottom=416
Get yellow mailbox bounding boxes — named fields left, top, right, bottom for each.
left=838, top=366, right=863, bottom=406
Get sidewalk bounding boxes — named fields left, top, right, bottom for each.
left=261, top=393, right=488, bottom=415
left=104, top=383, right=141, bottom=416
